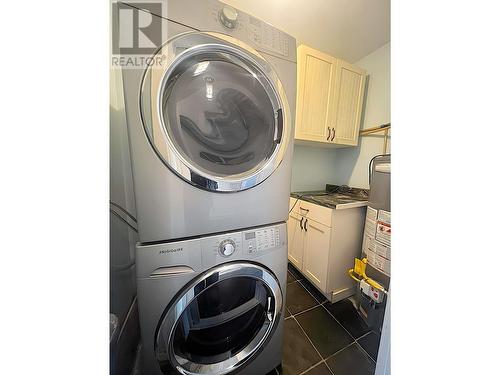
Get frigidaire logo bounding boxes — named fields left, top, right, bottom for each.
left=159, top=248, right=183, bottom=255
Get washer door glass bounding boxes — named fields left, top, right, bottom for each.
left=155, top=263, right=282, bottom=375
left=141, top=32, right=290, bottom=192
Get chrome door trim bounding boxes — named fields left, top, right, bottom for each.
left=155, top=262, right=283, bottom=375
left=140, top=31, right=291, bottom=192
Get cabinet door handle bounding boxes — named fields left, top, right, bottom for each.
left=331, top=127, right=336, bottom=140
left=304, top=219, right=308, bottom=232
left=299, top=216, right=304, bottom=230
left=327, top=127, right=331, bottom=141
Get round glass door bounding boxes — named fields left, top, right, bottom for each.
left=155, top=263, right=282, bottom=375
left=141, top=32, right=291, bottom=192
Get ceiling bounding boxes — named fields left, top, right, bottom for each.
left=222, top=0, right=390, bottom=62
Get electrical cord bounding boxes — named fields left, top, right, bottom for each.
left=288, top=194, right=305, bottom=214
left=110, top=208, right=138, bottom=233
left=110, top=200, right=137, bottom=223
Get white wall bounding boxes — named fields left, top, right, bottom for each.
left=332, top=43, right=391, bottom=189
left=290, top=145, right=337, bottom=192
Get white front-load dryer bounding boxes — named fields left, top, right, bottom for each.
left=136, top=223, right=287, bottom=375
left=120, top=0, right=297, bottom=242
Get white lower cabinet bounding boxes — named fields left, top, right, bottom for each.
left=287, top=211, right=305, bottom=269
left=287, top=198, right=366, bottom=303
left=302, top=219, right=330, bottom=292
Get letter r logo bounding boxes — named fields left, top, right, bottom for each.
left=112, top=2, right=162, bottom=55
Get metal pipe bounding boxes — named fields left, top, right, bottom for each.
left=383, top=128, right=389, bottom=154
left=359, top=123, right=391, bottom=136
left=359, top=123, right=391, bottom=153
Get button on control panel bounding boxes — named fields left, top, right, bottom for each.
left=244, top=226, right=281, bottom=255
left=218, top=239, right=236, bottom=257
left=219, top=5, right=238, bottom=29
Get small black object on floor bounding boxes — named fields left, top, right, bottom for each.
left=265, top=263, right=380, bottom=375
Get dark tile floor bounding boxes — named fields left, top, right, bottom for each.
left=265, top=263, right=380, bottom=375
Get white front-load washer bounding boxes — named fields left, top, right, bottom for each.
left=136, top=222, right=287, bottom=375
left=120, top=0, right=297, bottom=242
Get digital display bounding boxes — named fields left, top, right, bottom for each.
left=245, top=232, right=256, bottom=240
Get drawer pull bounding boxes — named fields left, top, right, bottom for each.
left=299, top=207, right=309, bottom=213
left=150, top=265, right=194, bottom=278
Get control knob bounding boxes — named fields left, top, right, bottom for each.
left=219, top=5, right=238, bottom=29
left=219, top=239, right=236, bottom=257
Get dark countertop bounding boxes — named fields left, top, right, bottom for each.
left=291, top=184, right=369, bottom=210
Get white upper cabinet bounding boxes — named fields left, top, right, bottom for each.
left=330, top=59, right=366, bottom=146
left=295, top=45, right=337, bottom=143
left=295, top=45, right=366, bottom=147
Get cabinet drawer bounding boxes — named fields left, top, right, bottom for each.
left=296, top=199, right=332, bottom=227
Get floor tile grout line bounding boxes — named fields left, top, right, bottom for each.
left=323, top=341, right=358, bottom=363
left=292, top=311, right=358, bottom=375
left=319, top=302, right=358, bottom=342
left=296, top=358, right=334, bottom=375
left=292, top=314, right=326, bottom=363
left=355, top=330, right=372, bottom=342
left=297, top=279, right=328, bottom=305
left=289, top=301, right=321, bottom=319
left=354, top=340, right=377, bottom=364
left=323, top=358, right=335, bottom=375
left=354, top=331, right=379, bottom=363
left=321, top=303, right=379, bottom=364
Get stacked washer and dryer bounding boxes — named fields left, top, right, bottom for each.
left=119, top=1, right=296, bottom=374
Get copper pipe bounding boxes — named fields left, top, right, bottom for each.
left=383, top=128, right=389, bottom=154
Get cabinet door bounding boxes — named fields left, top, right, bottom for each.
left=295, top=45, right=336, bottom=143
left=303, top=219, right=331, bottom=292
left=330, top=59, right=366, bottom=146
left=287, top=212, right=305, bottom=270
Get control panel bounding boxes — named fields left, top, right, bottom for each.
left=136, top=223, right=287, bottom=276
left=243, top=226, right=281, bottom=255
left=208, top=2, right=295, bottom=61
left=198, top=223, right=286, bottom=267
left=202, top=233, right=242, bottom=263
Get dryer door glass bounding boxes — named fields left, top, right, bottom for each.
left=155, top=263, right=282, bottom=375
left=162, top=58, right=277, bottom=177
left=141, top=32, right=290, bottom=192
